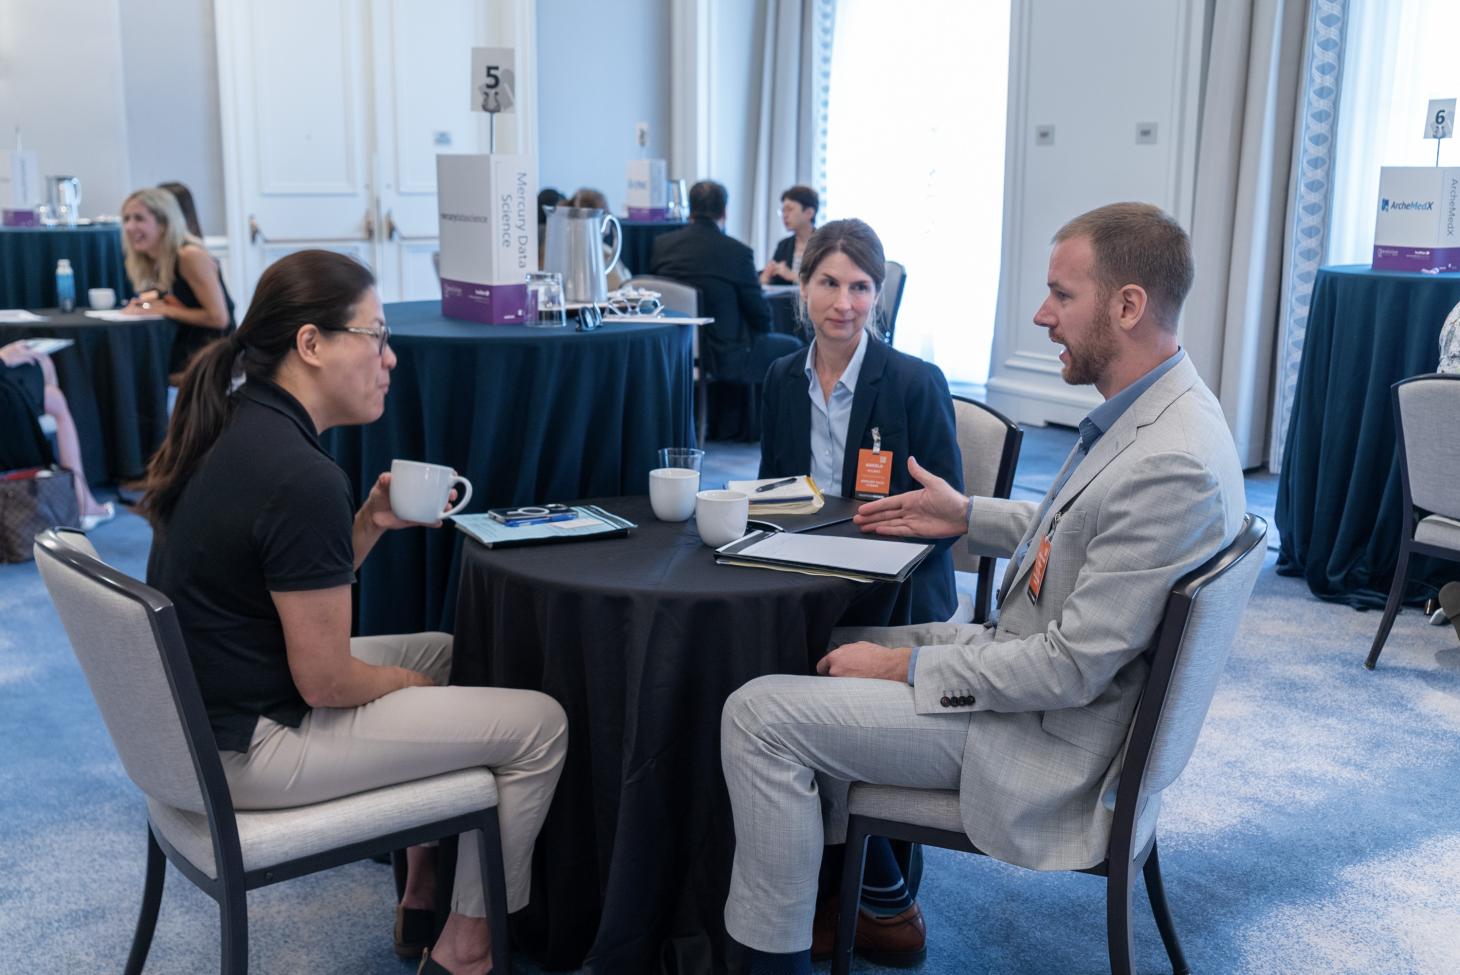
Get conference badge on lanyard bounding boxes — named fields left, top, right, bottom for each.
left=855, top=426, right=894, bottom=500
left=1027, top=511, right=1060, bottom=604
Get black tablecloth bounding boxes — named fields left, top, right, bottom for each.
left=452, top=495, right=895, bottom=974
left=0, top=225, right=133, bottom=309
left=324, top=302, right=696, bottom=636
left=0, top=310, right=174, bottom=484
left=1276, top=264, right=1460, bottom=607
left=620, top=219, right=687, bottom=276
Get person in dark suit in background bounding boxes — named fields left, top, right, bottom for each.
left=650, top=180, right=801, bottom=391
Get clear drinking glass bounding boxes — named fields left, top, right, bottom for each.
left=526, top=271, right=567, bottom=328
left=657, top=447, right=705, bottom=472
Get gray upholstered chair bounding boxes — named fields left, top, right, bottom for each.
left=627, top=274, right=709, bottom=444
left=832, top=514, right=1268, bottom=975
left=876, top=260, right=906, bottom=344
left=33, top=528, right=512, bottom=975
left=948, top=395, right=1023, bottom=624
left=1366, top=373, right=1460, bottom=668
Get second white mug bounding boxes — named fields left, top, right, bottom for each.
left=695, top=489, right=749, bottom=547
left=389, top=459, right=472, bottom=523
left=649, top=467, right=699, bottom=521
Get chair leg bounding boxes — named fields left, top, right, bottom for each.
left=1365, top=542, right=1413, bottom=669
left=695, top=374, right=708, bottom=447
left=1106, top=854, right=1135, bottom=975
left=123, top=828, right=166, bottom=975
left=478, top=810, right=512, bottom=975
left=218, top=879, right=248, bottom=975
left=1142, top=842, right=1190, bottom=975
left=832, top=822, right=871, bottom=975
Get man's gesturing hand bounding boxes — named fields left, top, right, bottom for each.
left=816, top=641, right=914, bottom=682
left=853, top=456, right=969, bottom=539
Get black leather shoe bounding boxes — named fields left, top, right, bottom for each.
left=416, top=948, right=451, bottom=974
left=395, top=904, right=434, bottom=958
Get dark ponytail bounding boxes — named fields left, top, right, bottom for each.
left=140, top=250, right=375, bottom=525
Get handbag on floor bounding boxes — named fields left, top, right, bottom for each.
left=0, top=466, right=80, bottom=563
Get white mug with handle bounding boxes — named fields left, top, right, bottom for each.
left=389, top=459, right=472, bottom=523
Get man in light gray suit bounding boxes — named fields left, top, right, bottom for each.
left=721, top=202, right=1247, bottom=975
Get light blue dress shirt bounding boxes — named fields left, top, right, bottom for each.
left=908, top=348, right=1186, bottom=686
left=804, top=329, right=870, bottom=498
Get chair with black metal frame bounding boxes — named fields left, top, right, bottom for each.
left=877, top=260, right=907, bottom=345
left=627, top=273, right=710, bottom=445
left=33, top=528, right=513, bottom=975
left=830, top=513, right=1268, bottom=975
left=948, top=395, right=1023, bottom=623
left=1365, top=372, right=1460, bottom=669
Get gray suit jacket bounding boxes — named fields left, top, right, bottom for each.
left=914, top=354, right=1245, bottom=870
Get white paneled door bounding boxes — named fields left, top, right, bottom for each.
left=216, top=0, right=499, bottom=305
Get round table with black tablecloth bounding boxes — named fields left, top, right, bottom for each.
left=1276, top=264, right=1460, bottom=608
left=0, top=310, right=174, bottom=483
left=620, top=218, right=688, bottom=276
left=0, top=225, right=133, bottom=310
left=323, top=302, right=696, bottom=637
left=450, top=494, right=899, bottom=974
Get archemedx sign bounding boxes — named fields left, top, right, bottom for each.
left=1372, top=166, right=1460, bottom=272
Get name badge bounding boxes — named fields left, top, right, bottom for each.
left=1027, top=510, right=1062, bottom=604
left=855, top=449, right=893, bottom=499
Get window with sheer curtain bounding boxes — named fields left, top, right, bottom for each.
left=1327, top=0, right=1460, bottom=264
left=822, top=0, right=1011, bottom=387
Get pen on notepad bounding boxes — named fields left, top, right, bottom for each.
left=507, top=513, right=577, bottom=527
left=755, top=477, right=799, bottom=493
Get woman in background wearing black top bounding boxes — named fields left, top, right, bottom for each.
left=119, top=187, right=236, bottom=381
left=760, top=185, right=819, bottom=285
left=142, top=250, right=567, bottom=975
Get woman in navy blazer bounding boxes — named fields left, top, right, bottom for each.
left=759, top=220, right=963, bottom=628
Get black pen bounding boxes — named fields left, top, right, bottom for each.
left=755, top=476, right=799, bottom=493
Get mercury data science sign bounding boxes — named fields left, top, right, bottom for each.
left=436, top=153, right=536, bottom=324
left=1372, top=166, right=1460, bottom=273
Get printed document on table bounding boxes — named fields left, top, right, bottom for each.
left=0, top=310, right=45, bottom=323
left=727, top=532, right=927, bottom=577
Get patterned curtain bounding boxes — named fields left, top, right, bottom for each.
left=1269, top=0, right=1349, bottom=472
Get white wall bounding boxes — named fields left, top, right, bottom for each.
left=118, top=0, right=226, bottom=233
left=985, top=0, right=1206, bottom=425
left=705, top=0, right=762, bottom=245
left=536, top=0, right=672, bottom=219
left=0, top=0, right=132, bottom=218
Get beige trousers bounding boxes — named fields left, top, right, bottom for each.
left=220, top=632, right=567, bottom=916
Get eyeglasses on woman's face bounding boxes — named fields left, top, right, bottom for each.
left=338, top=324, right=391, bottom=355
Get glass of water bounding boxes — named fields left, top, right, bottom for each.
left=527, top=271, right=567, bottom=328
left=657, top=447, right=705, bottom=472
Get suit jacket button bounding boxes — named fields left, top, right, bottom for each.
left=940, top=696, right=952, bottom=708
left=964, top=696, right=975, bottom=706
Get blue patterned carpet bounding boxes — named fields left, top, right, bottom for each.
left=2, top=435, right=1456, bottom=973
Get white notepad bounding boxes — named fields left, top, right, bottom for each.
left=716, top=530, right=931, bottom=582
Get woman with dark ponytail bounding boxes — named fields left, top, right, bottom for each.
left=143, top=250, right=566, bottom=975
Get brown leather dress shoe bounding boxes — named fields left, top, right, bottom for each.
left=810, top=898, right=927, bottom=968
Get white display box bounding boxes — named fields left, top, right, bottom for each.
left=1372, top=166, right=1460, bottom=273
left=437, top=153, right=537, bottom=323
left=626, top=159, right=667, bottom=221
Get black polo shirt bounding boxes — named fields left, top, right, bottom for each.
left=146, top=380, right=356, bottom=752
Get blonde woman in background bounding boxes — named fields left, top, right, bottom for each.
left=120, top=187, right=235, bottom=381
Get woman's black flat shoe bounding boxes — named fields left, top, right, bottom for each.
left=395, top=905, right=434, bottom=958
left=417, top=948, right=452, bottom=974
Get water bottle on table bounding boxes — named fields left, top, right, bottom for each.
left=55, top=259, right=75, bottom=312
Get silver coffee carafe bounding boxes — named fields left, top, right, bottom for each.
left=543, top=205, right=622, bottom=304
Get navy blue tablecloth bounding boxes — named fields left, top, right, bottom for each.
left=620, top=219, right=687, bottom=275
left=0, top=225, right=133, bottom=309
left=323, top=301, right=696, bottom=636
left=0, top=310, right=173, bottom=484
left=1276, top=264, right=1460, bottom=608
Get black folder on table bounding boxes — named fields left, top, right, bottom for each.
left=744, top=494, right=863, bottom=534
left=715, top=529, right=932, bottom=583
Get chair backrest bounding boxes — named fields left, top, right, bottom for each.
left=626, top=275, right=700, bottom=316
left=34, top=528, right=226, bottom=816
left=1120, top=514, right=1267, bottom=811
left=949, top=395, right=1022, bottom=577
left=1393, top=374, right=1460, bottom=520
left=877, top=260, right=906, bottom=344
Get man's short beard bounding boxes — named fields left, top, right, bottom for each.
left=1061, top=295, right=1119, bottom=387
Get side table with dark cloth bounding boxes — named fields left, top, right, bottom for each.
left=451, top=495, right=899, bottom=974
left=0, top=225, right=134, bottom=309
left=620, top=219, right=688, bottom=276
left=1276, top=264, right=1460, bottom=607
left=323, top=301, right=696, bottom=636
left=0, top=310, right=175, bottom=484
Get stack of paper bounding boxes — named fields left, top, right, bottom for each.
left=452, top=504, right=635, bottom=549
left=0, top=310, right=45, bottom=323
left=23, top=338, right=73, bottom=355
left=715, top=530, right=931, bottom=583
left=727, top=475, right=825, bottom=515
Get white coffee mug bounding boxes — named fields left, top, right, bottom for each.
left=389, top=459, right=472, bottom=523
left=649, top=467, right=699, bottom=521
left=88, top=287, right=116, bottom=310
left=695, top=489, right=749, bottom=547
